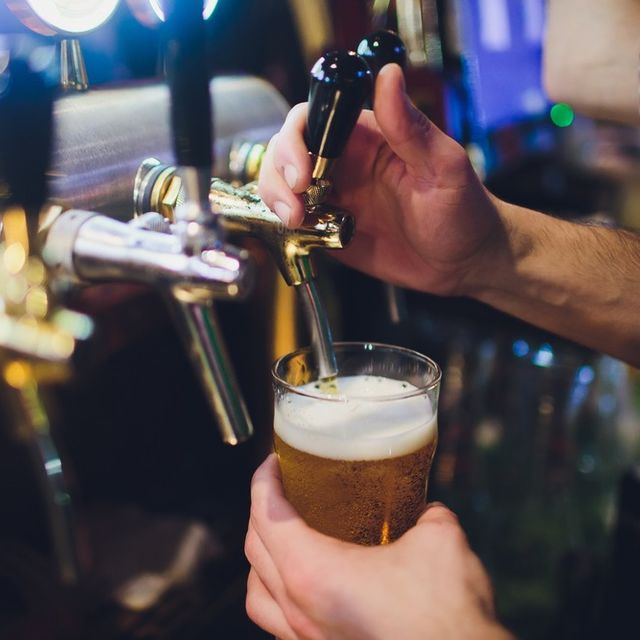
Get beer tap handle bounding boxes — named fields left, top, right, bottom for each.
left=164, top=0, right=212, bottom=172
left=162, top=0, right=254, bottom=445
left=163, top=0, right=213, bottom=223
left=305, top=50, right=372, bottom=189
left=356, top=30, right=407, bottom=86
left=0, top=54, right=80, bottom=584
left=295, top=51, right=371, bottom=381
left=0, top=56, right=54, bottom=247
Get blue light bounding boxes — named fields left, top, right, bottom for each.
left=577, top=365, right=595, bottom=385
left=532, top=343, right=554, bottom=368
left=512, top=339, right=529, bottom=358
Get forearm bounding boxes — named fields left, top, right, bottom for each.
left=467, top=200, right=640, bottom=366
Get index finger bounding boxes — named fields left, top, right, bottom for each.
left=258, top=103, right=312, bottom=226
left=271, top=102, right=312, bottom=193
left=250, top=454, right=321, bottom=566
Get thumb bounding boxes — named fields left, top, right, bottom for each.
left=374, top=64, right=455, bottom=172
left=416, top=502, right=461, bottom=527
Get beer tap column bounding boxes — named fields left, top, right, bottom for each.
left=163, top=0, right=253, bottom=445
left=0, top=54, right=91, bottom=584
left=132, top=51, right=371, bottom=384
left=299, top=51, right=372, bottom=380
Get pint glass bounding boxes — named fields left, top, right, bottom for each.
left=272, top=342, right=441, bottom=545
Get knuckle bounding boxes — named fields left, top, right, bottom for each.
left=243, top=527, right=256, bottom=563
left=286, top=608, right=323, bottom=640
left=245, top=588, right=258, bottom=622
left=282, top=554, right=340, bottom=617
left=286, top=102, right=308, bottom=124
left=410, top=110, right=432, bottom=139
left=441, top=138, right=473, bottom=175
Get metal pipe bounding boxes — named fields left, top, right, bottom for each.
left=167, top=301, right=253, bottom=445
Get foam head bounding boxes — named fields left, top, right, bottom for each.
left=274, top=375, right=437, bottom=460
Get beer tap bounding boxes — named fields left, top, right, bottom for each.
left=162, top=0, right=255, bottom=444
left=0, top=53, right=92, bottom=584
left=356, top=30, right=409, bottom=325
left=41, top=1, right=256, bottom=445
left=134, top=50, right=372, bottom=382
left=356, top=30, right=407, bottom=80
left=301, top=51, right=372, bottom=380
left=60, top=38, right=89, bottom=92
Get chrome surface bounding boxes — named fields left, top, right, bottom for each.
left=133, top=161, right=354, bottom=287
left=168, top=300, right=253, bottom=445
left=396, top=0, right=444, bottom=68
left=134, top=158, right=352, bottom=383
left=42, top=210, right=254, bottom=301
left=49, top=77, right=290, bottom=220
left=59, top=39, right=88, bottom=92
left=40, top=206, right=255, bottom=443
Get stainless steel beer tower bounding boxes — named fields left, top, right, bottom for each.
left=134, top=49, right=373, bottom=382
left=41, top=0, right=255, bottom=445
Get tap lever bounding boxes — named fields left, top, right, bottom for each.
left=0, top=52, right=82, bottom=585
left=133, top=158, right=354, bottom=286
left=305, top=50, right=372, bottom=189
left=0, top=56, right=55, bottom=245
left=356, top=30, right=407, bottom=78
left=163, top=0, right=212, bottom=172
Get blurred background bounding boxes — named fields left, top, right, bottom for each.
left=1, top=1, right=640, bottom=638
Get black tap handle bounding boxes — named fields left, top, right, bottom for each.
left=0, top=55, right=54, bottom=243
left=356, top=30, right=407, bottom=77
left=163, top=0, right=212, bottom=169
left=305, top=50, right=372, bottom=161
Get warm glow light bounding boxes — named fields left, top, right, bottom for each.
left=7, top=0, right=120, bottom=35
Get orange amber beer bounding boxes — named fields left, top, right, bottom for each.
left=272, top=342, right=441, bottom=545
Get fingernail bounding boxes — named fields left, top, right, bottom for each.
left=273, top=200, right=291, bottom=224
left=284, top=164, right=298, bottom=190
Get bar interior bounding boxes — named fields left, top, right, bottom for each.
left=1, top=1, right=639, bottom=638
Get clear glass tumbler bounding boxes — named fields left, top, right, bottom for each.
left=272, top=342, right=441, bottom=545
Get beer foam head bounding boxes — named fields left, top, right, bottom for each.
left=274, top=375, right=437, bottom=460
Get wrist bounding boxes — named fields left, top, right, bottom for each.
left=455, top=194, right=518, bottom=299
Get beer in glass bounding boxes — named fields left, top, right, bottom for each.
left=272, top=342, right=440, bottom=545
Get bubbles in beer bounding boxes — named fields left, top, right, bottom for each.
left=274, top=374, right=438, bottom=544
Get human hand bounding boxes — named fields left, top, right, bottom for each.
left=245, top=454, right=513, bottom=640
left=258, top=64, right=503, bottom=298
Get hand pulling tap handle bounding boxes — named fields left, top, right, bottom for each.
left=163, top=0, right=253, bottom=444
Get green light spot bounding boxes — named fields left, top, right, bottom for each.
left=550, top=103, right=575, bottom=127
